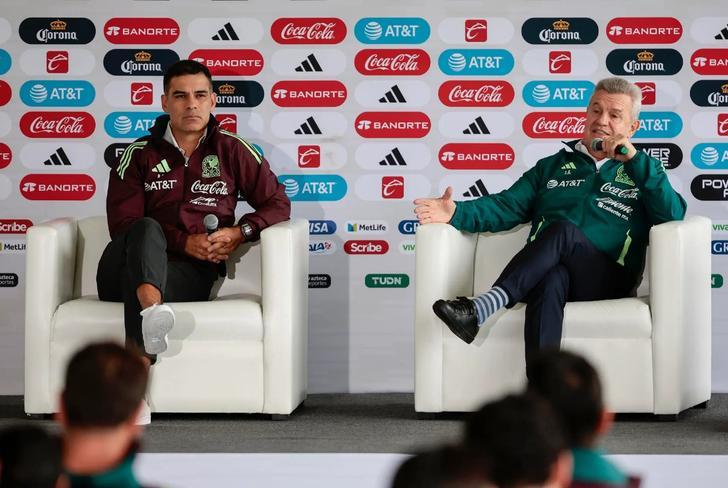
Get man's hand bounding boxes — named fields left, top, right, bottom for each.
left=594, top=134, right=637, bottom=162
left=413, top=187, right=456, bottom=225
left=184, top=233, right=216, bottom=262
left=207, top=227, right=243, bottom=263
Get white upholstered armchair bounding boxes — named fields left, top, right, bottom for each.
left=415, top=216, right=711, bottom=417
left=25, top=216, right=308, bottom=417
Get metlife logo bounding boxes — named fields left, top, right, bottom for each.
left=346, top=220, right=388, bottom=234
left=692, top=144, right=728, bottom=170
left=104, top=112, right=163, bottom=139
left=20, top=80, right=94, bottom=107
left=438, top=49, right=514, bottom=76
left=354, top=18, right=430, bottom=44
left=522, top=81, right=594, bottom=107
left=279, top=174, right=347, bottom=201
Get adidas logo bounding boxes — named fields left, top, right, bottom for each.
left=295, top=53, right=323, bottom=72
left=294, top=117, right=322, bottom=135
left=152, top=159, right=172, bottom=174
left=43, top=147, right=71, bottom=166
left=715, top=25, right=728, bottom=40
left=379, top=85, right=407, bottom=103
left=463, top=179, right=488, bottom=198
left=561, top=162, right=576, bottom=171
left=378, top=147, right=406, bottom=166
left=462, top=116, right=490, bottom=135
left=212, top=22, right=239, bottom=41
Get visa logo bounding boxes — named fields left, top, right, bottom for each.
left=309, top=220, right=337, bottom=235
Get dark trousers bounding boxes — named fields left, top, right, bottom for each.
left=96, top=218, right=218, bottom=360
left=493, top=221, right=638, bottom=367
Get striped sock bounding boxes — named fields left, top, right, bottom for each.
left=472, top=286, right=509, bottom=326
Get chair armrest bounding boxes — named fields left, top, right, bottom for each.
left=25, top=218, right=79, bottom=413
left=415, top=223, right=478, bottom=412
left=260, top=219, right=309, bottom=414
left=650, top=216, right=712, bottom=413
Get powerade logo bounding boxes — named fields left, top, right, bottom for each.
left=633, top=143, right=682, bottom=170
left=104, top=112, right=163, bottom=138
left=522, top=81, right=594, bottom=107
left=398, top=219, right=420, bottom=235
left=104, top=49, right=179, bottom=76
left=606, top=49, right=683, bottom=76
left=692, top=144, right=728, bottom=170
left=212, top=80, right=264, bottom=108
left=309, top=220, right=337, bottom=235
left=691, top=175, right=728, bottom=201
left=354, top=18, right=430, bottom=44
left=365, top=273, right=409, bottom=288
left=712, top=240, right=728, bottom=254
left=438, top=49, right=514, bottom=76
left=713, top=274, right=724, bottom=289
left=0, top=50, right=10, bottom=75
left=521, top=18, right=598, bottom=44
left=690, top=80, right=728, bottom=107
left=19, top=18, right=96, bottom=45
left=20, top=80, right=94, bottom=107
left=634, top=112, right=682, bottom=138
left=278, top=174, right=347, bottom=201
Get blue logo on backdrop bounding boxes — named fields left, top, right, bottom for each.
left=712, top=240, right=728, bottom=255
left=251, top=143, right=264, bottom=158
left=105, top=112, right=164, bottom=138
left=692, top=144, right=728, bottom=170
left=633, top=112, right=682, bottom=139
left=20, top=80, right=95, bottom=107
left=309, top=220, right=337, bottom=235
left=438, top=49, right=514, bottom=76
left=398, top=220, right=420, bottom=235
left=522, top=81, right=594, bottom=107
left=278, top=175, right=347, bottom=202
left=354, top=18, right=430, bottom=44
left=0, top=50, right=10, bottom=75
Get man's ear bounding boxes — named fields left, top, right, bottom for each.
left=161, top=93, right=168, bottom=113
left=629, top=118, right=640, bottom=137
left=547, top=450, right=573, bottom=488
left=596, top=409, right=614, bottom=437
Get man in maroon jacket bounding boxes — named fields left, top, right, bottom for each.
left=96, top=60, right=290, bottom=423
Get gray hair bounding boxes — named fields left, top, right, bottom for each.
left=593, top=77, right=642, bottom=121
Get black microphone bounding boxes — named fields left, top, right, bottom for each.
left=591, top=138, right=629, bottom=156
left=203, top=214, right=218, bottom=235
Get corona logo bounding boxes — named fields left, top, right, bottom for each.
left=723, top=84, right=728, bottom=95
left=50, top=19, right=67, bottom=31
left=134, top=51, right=152, bottom=62
left=637, top=50, right=654, bottom=62
left=218, top=83, right=235, bottom=95
left=552, top=19, right=569, bottom=31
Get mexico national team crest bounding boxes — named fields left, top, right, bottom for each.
left=202, top=154, right=220, bottom=178
left=615, top=165, right=635, bottom=187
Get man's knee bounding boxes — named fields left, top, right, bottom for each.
left=128, top=217, right=166, bottom=243
left=527, top=267, right=569, bottom=303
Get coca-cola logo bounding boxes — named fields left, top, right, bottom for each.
left=691, top=49, right=728, bottom=76
left=20, top=111, right=95, bottom=138
left=355, top=112, right=431, bottom=138
left=438, top=143, right=515, bottom=170
left=355, top=49, right=430, bottom=76
left=271, top=80, right=347, bottom=107
left=189, top=49, right=264, bottom=76
left=438, top=80, right=514, bottom=107
left=606, top=17, right=682, bottom=44
left=522, top=112, right=586, bottom=138
left=0, top=80, right=10, bottom=107
left=19, top=174, right=95, bottom=200
left=0, top=219, right=33, bottom=234
left=271, top=18, right=347, bottom=44
left=104, top=18, right=180, bottom=44
left=191, top=179, right=229, bottom=195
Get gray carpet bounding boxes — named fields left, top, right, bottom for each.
left=2, top=394, right=727, bottom=454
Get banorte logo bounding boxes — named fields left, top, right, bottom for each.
left=271, top=80, right=347, bottom=107
left=439, top=143, right=515, bottom=170
left=438, top=80, right=514, bottom=107
left=606, top=17, right=682, bottom=44
left=691, top=49, right=728, bottom=76
left=522, top=112, right=586, bottom=138
left=104, top=18, right=180, bottom=44
left=0, top=143, right=11, bottom=169
left=0, top=219, right=33, bottom=234
left=344, top=239, right=389, bottom=255
left=19, top=174, right=95, bottom=200
left=355, top=112, right=430, bottom=138
left=189, top=49, right=264, bottom=76
left=271, top=18, right=346, bottom=44
left=355, top=49, right=430, bottom=76
left=20, top=111, right=95, bottom=138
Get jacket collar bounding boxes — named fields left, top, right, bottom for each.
left=148, top=113, right=219, bottom=141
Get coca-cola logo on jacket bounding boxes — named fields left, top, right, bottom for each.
left=20, top=111, right=95, bottom=138
left=438, top=80, right=514, bottom=107
left=272, top=80, right=347, bottom=107
left=189, top=49, right=264, bottom=76
left=606, top=17, right=682, bottom=44
left=104, top=18, right=180, bottom=44
left=271, top=18, right=347, bottom=44
left=355, top=49, right=430, bottom=76
left=20, top=174, right=95, bottom=200
left=355, top=112, right=431, bottom=138
left=522, top=112, right=586, bottom=139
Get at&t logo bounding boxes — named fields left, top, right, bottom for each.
left=354, top=18, right=430, bottom=44
left=279, top=174, right=347, bottom=201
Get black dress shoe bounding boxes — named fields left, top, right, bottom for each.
left=432, top=297, right=478, bottom=344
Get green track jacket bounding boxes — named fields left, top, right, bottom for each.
left=449, top=140, right=687, bottom=279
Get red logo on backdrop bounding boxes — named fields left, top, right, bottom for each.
left=298, top=145, right=321, bottom=168
left=635, top=82, right=656, bottom=105
left=606, top=17, right=682, bottom=44
left=465, top=19, right=488, bottom=42
left=131, top=82, right=153, bottom=105
left=691, top=49, right=728, bottom=75
left=382, top=176, right=405, bottom=199
left=355, top=49, right=430, bottom=76
left=0, top=143, right=11, bottom=170
left=0, top=219, right=33, bottom=234
left=215, top=114, right=237, bottom=133
left=549, top=51, right=571, bottom=74
left=355, top=112, right=431, bottom=138
left=20, top=112, right=96, bottom=139
left=438, top=143, right=515, bottom=170
left=344, top=240, right=389, bottom=255
left=20, top=174, right=96, bottom=201
left=0, top=81, right=10, bottom=107
left=523, top=112, right=586, bottom=139
left=719, top=114, right=728, bottom=136
left=271, top=80, right=347, bottom=107
left=271, top=18, right=347, bottom=44
left=46, top=51, right=68, bottom=73
left=189, top=49, right=264, bottom=76
left=104, top=18, right=180, bottom=44
left=438, top=81, right=514, bottom=107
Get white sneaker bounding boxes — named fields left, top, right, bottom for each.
left=140, top=303, right=175, bottom=355
left=135, top=399, right=151, bottom=425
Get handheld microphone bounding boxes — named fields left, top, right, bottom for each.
left=203, top=214, right=219, bottom=235
left=591, top=138, right=629, bottom=156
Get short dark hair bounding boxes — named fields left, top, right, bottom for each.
left=163, top=59, right=213, bottom=94
left=465, top=393, right=566, bottom=488
left=391, top=445, right=490, bottom=488
left=62, top=342, right=148, bottom=428
left=526, top=349, right=603, bottom=446
left=0, top=424, right=63, bottom=488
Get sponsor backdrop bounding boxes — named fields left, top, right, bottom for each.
left=0, top=0, right=727, bottom=394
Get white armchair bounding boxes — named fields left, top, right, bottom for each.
left=415, top=217, right=711, bottom=416
left=25, top=216, right=309, bottom=416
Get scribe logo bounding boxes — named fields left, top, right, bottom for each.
left=271, top=80, right=346, bottom=107
left=298, top=145, right=321, bottom=168
left=344, top=240, right=389, bottom=255
left=465, top=19, right=488, bottom=42
left=549, top=51, right=571, bottom=73
left=215, top=114, right=237, bottom=133
left=439, top=143, right=514, bottom=170
left=189, top=49, right=264, bottom=76
left=691, top=49, right=728, bottom=75
left=20, top=174, right=95, bottom=200
left=438, top=80, right=514, bottom=107
left=0, top=143, right=11, bottom=169
left=19, top=18, right=96, bottom=45
left=635, top=82, right=656, bottom=105
left=20, top=111, right=95, bottom=138
left=355, top=49, right=430, bottom=76
left=381, top=176, right=404, bottom=199
left=522, top=112, right=586, bottom=138
left=0, top=219, right=33, bottom=234
left=131, top=82, right=153, bottom=105
left=46, top=51, right=68, bottom=73
left=104, top=18, right=180, bottom=44
left=355, top=112, right=430, bottom=138
left=365, top=273, right=409, bottom=288
left=606, top=17, right=682, bottom=44
left=271, top=18, right=347, bottom=44
left=521, top=18, right=598, bottom=45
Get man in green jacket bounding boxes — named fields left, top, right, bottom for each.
left=414, top=77, right=686, bottom=366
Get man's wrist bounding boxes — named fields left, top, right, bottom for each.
left=239, top=221, right=254, bottom=241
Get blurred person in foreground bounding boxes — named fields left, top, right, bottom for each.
left=0, top=424, right=66, bottom=488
